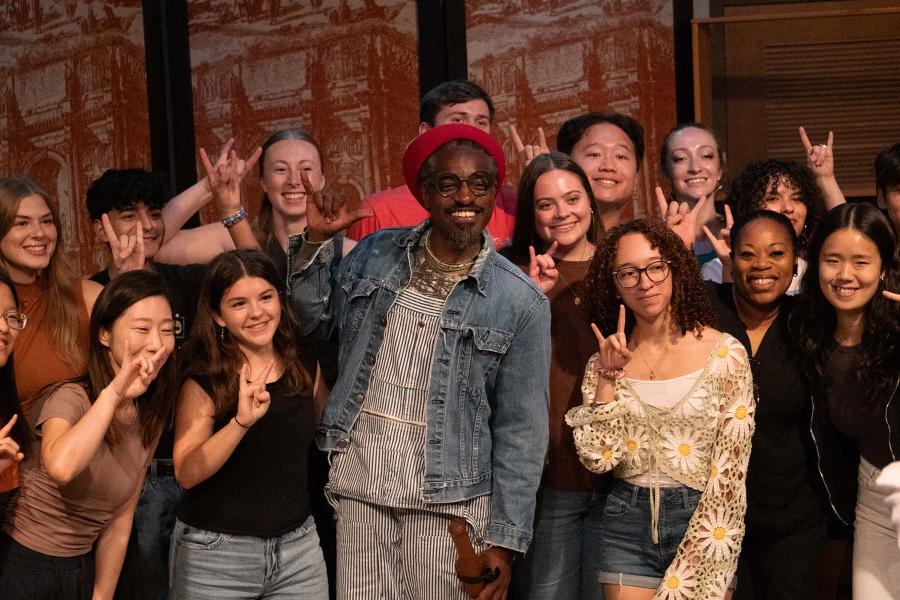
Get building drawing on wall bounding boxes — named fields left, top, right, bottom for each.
left=0, top=1, right=150, bottom=275
left=467, top=0, right=675, bottom=219
left=189, top=0, right=419, bottom=222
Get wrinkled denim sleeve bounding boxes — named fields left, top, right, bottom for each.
left=287, top=234, right=342, bottom=342
left=485, top=295, right=551, bottom=553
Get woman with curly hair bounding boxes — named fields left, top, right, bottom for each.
left=728, top=160, right=827, bottom=294
left=566, top=219, right=754, bottom=599
left=793, top=203, right=900, bottom=599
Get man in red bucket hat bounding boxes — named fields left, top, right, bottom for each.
left=288, top=123, right=550, bottom=599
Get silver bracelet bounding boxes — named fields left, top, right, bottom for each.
left=221, top=206, right=247, bottom=229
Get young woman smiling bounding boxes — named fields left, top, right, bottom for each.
left=794, top=203, right=900, bottom=600
left=502, top=152, right=605, bottom=600
left=567, top=219, right=754, bottom=600
left=0, top=270, right=177, bottom=599
left=171, top=249, right=328, bottom=599
left=0, top=177, right=103, bottom=418
left=702, top=210, right=832, bottom=599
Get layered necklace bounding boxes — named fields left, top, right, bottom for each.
left=424, top=230, right=478, bottom=271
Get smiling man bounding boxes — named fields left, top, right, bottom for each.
left=289, top=124, right=550, bottom=599
left=347, top=79, right=518, bottom=248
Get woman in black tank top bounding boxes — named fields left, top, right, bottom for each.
left=171, top=249, right=328, bottom=599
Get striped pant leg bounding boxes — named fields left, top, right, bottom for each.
left=335, top=496, right=402, bottom=600
left=397, top=507, right=488, bottom=600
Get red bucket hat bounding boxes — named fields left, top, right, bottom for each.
left=402, top=124, right=506, bottom=203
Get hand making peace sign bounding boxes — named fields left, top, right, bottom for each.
left=106, top=340, right=170, bottom=402
left=235, top=361, right=275, bottom=428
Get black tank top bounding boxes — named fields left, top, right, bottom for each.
left=178, top=371, right=316, bottom=536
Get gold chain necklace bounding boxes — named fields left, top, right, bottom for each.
left=424, top=230, right=478, bottom=271
left=634, top=343, right=670, bottom=380
left=553, top=242, right=593, bottom=305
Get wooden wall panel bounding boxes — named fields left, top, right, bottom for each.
left=465, top=0, right=677, bottom=219
left=187, top=0, right=419, bottom=223
left=0, top=1, right=150, bottom=275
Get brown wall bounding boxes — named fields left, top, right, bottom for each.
left=188, top=0, right=420, bottom=224
left=0, top=1, right=151, bottom=276
left=466, top=0, right=676, bottom=219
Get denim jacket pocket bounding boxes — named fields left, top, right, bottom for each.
left=466, top=327, right=513, bottom=384
left=340, top=277, right=380, bottom=343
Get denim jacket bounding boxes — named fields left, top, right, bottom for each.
left=288, top=222, right=551, bottom=553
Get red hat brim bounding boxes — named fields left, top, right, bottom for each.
left=402, top=124, right=506, bottom=203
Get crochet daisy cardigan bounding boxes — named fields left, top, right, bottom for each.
left=566, top=333, right=755, bottom=600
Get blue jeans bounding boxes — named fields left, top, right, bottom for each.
left=169, top=516, right=328, bottom=599
left=510, top=488, right=607, bottom=600
left=116, top=468, right=183, bottom=600
left=598, top=480, right=700, bottom=588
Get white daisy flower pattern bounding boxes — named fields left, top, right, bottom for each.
left=656, top=563, right=697, bottom=600
left=662, top=430, right=704, bottom=473
left=706, top=452, right=730, bottom=495
left=696, top=507, right=742, bottom=561
left=621, top=424, right=649, bottom=470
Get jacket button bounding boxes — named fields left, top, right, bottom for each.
left=366, top=353, right=376, bottom=365
left=354, top=393, right=364, bottom=402
left=337, top=439, right=350, bottom=450
left=417, top=320, right=426, bottom=328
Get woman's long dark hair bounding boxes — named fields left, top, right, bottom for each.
left=792, top=203, right=900, bottom=398
left=181, top=249, right=313, bottom=418
left=85, top=270, right=178, bottom=447
left=503, top=152, right=604, bottom=262
left=0, top=270, right=30, bottom=454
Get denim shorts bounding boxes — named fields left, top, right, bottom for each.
left=598, top=479, right=700, bottom=588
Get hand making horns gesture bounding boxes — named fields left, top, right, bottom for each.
left=510, top=125, right=549, bottom=167
left=527, top=241, right=559, bottom=293
left=102, top=213, right=145, bottom=274
left=106, top=340, right=170, bottom=402
left=302, top=171, right=374, bottom=242
left=591, top=304, right=632, bottom=371
left=0, top=414, right=24, bottom=463
left=199, top=144, right=262, bottom=218
left=799, top=126, right=834, bottom=179
left=235, top=361, right=275, bottom=428
left=655, top=186, right=712, bottom=250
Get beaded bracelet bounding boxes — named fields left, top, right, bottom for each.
left=221, top=206, right=247, bottom=229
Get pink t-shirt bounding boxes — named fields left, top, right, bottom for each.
left=347, top=184, right=517, bottom=248
left=5, top=383, right=154, bottom=556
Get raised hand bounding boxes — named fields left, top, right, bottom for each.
left=200, top=145, right=262, bottom=217
left=102, top=214, right=145, bottom=273
left=799, top=126, right=834, bottom=179
left=106, top=341, right=170, bottom=402
left=701, top=203, right=733, bottom=263
left=302, top=171, right=374, bottom=242
left=0, top=414, right=24, bottom=463
left=201, top=138, right=235, bottom=193
left=591, top=304, right=632, bottom=371
left=235, top=361, right=274, bottom=427
left=883, top=290, right=900, bottom=302
left=510, top=125, right=549, bottom=168
left=656, top=186, right=710, bottom=249
left=527, top=241, right=559, bottom=293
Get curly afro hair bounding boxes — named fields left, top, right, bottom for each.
left=728, top=159, right=825, bottom=257
left=584, top=218, right=716, bottom=338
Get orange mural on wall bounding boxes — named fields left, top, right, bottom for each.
left=187, top=0, right=420, bottom=223
left=466, top=0, right=676, bottom=219
left=0, top=1, right=151, bottom=275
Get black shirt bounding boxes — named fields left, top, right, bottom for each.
left=709, top=283, right=828, bottom=537
left=178, top=373, right=317, bottom=536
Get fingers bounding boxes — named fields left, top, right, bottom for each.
left=677, top=201, right=690, bottom=216
left=240, top=146, right=263, bottom=179
left=724, top=204, right=734, bottom=229
left=668, top=200, right=679, bottom=218
left=134, top=221, right=145, bottom=265
left=0, top=438, right=23, bottom=462
left=590, top=323, right=606, bottom=347
left=239, top=362, right=250, bottom=389
left=538, top=127, right=548, bottom=153
left=199, top=147, right=216, bottom=179
left=510, top=124, right=525, bottom=154
left=0, top=413, right=18, bottom=438
left=826, top=130, right=834, bottom=151
left=546, top=240, right=559, bottom=256
left=101, top=214, right=120, bottom=250
left=300, top=171, right=325, bottom=215
left=799, top=126, right=812, bottom=152
left=654, top=186, right=668, bottom=217
left=691, top=193, right=708, bottom=217
left=702, top=225, right=718, bottom=248
left=616, top=304, right=627, bottom=337
left=883, top=290, right=900, bottom=302
left=216, top=137, right=235, bottom=166
left=527, top=246, right=538, bottom=277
